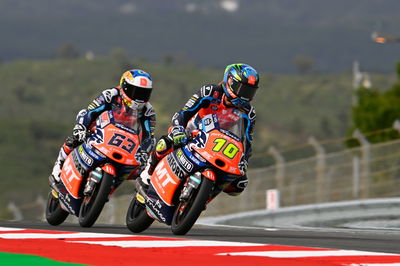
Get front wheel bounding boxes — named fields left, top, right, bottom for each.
left=171, top=177, right=214, bottom=235
left=78, top=173, right=113, bottom=227
left=126, top=194, right=154, bottom=233
left=45, top=190, right=69, bottom=226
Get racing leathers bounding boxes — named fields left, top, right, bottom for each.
left=50, top=87, right=156, bottom=182
left=145, top=84, right=256, bottom=196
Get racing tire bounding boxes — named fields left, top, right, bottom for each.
left=126, top=194, right=154, bottom=233
left=45, top=191, right=69, bottom=226
left=171, top=177, right=214, bottom=235
left=79, top=173, right=113, bottom=228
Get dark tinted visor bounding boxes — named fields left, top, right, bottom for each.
left=230, top=82, right=258, bottom=101
left=122, top=82, right=152, bottom=102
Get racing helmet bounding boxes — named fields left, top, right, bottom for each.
left=119, top=69, right=152, bottom=109
left=222, top=63, right=259, bottom=107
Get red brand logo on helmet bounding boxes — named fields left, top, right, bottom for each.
left=140, top=78, right=148, bottom=87
left=248, top=75, right=256, bottom=85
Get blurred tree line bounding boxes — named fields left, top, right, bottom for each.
left=347, top=62, right=400, bottom=145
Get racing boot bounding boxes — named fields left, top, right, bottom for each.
left=137, top=137, right=172, bottom=190
left=137, top=163, right=152, bottom=191
left=49, top=136, right=79, bottom=184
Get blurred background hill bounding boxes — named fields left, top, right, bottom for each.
left=1, top=0, right=400, bottom=73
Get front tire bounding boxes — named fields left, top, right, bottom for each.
left=126, top=194, right=154, bottom=233
left=171, top=177, right=214, bottom=235
left=78, top=173, right=113, bottom=227
left=45, top=190, right=69, bottom=226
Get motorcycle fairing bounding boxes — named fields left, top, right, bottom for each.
left=60, top=151, right=84, bottom=199
left=149, top=155, right=182, bottom=206
left=181, top=146, right=207, bottom=168
left=57, top=189, right=82, bottom=216
left=193, top=130, right=244, bottom=175
left=90, top=111, right=141, bottom=166
left=145, top=193, right=174, bottom=225
left=146, top=148, right=202, bottom=225
left=91, top=124, right=140, bottom=165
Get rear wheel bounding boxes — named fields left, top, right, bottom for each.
left=79, top=173, right=113, bottom=227
left=126, top=194, right=154, bottom=233
left=171, top=177, right=214, bottom=235
left=45, top=190, right=69, bottom=226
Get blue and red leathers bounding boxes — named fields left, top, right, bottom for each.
left=55, top=87, right=156, bottom=179
left=147, top=84, right=256, bottom=196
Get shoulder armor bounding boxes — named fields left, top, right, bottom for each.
left=241, top=103, right=256, bottom=121
left=143, top=102, right=155, bottom=117
left=200, top=85, right=216, bottom=97
left=101, top=88, right=119, bottom=103
left=248, top=105, right=256, bottom=121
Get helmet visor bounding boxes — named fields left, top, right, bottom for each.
left=230, top=82, right=258, bottom=101
left=122, top=82, right=152, bottom=102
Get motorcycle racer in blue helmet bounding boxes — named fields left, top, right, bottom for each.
left=139, top=63, right=259, bottom=197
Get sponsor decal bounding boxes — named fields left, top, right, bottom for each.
left=78, top=146, right=94, bottom=166
left=220, top=128, right=241, bottom=142
left=59, top=193, right=75, bottom=215
left=166, top=154, right=187, bottom=179
left=85, top=145, right=106, bottom=161
left=154, top=160, right=178, bottom=188
left=176, top=149, right=194, bottom=172
left=182, top=146, right=205, bottom=165
left=114, top=123, right=136, bottom=135
left=192, top=151, right=207, bottom=163
left=77, top=109, right=87, bottom=117
left=140, top=78, right=148, bottom=87
left=144, top=105, right=155, bottom=116
left=201, top=85, right=212, bottom=97
left=102, top=89, right=114, bottom=103
left=156, top=139, right=167, bottom=152
left=63, top=158, right=81, bottom=184
left=193, top=131, right=207, bottom=149
left=146, top=198, right=166, bottom=223
left=248, top=106, right=256, bottom=120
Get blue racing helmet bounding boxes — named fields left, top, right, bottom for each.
left=222, top=63, right=259, bottom=107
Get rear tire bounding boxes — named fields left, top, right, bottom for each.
left=79, top=173, right=113, bottom=228
left=171, top=177, right=214, bottom=235
left=45, top=191, right=69, bottom=226
left=126, top=194, right=154, bottom=233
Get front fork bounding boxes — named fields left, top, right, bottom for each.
left=83, top=164, right=116, bottom=197
left=180, top=169, right=216, bottom=202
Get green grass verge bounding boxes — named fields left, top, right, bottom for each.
left=0, top=252, right=87, bottom=266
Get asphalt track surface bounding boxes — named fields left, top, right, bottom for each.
left=1, top=221, right=400, bottom=254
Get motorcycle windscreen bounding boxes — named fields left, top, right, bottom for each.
left=150, top=155, right=181, bottom=206
left=60, top=153, right=84, bottom=199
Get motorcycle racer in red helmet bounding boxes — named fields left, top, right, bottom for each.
left=49, top=69, right=156, bottom=184
left=138, top=63, right=259, bottom=196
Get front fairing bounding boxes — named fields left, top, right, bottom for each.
left=187, top=108, right=246, bottom=175
left=88, top=109, right=142, bottom=166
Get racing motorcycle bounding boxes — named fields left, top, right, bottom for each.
left=126, top=106, right=248, bottom=235
left=46, top=106, right=144, bottom=227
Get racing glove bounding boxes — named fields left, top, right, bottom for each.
left=171, top=126, right=188, bottom=146
left=72, top=124, right=87, bottom=142
left=135, top=148, right=149, bottom=165
left=238, top=156, right=248, bottom=175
